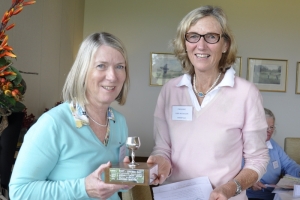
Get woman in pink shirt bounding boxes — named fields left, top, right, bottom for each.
left=147, top=5, right=269, bottom=200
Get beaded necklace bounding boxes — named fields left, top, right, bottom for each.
left=87, top=114, right=108, bottom=127
left=193, top=72, right=222, bottom=98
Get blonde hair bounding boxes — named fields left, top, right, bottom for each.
left=172, top=5, right=237, bottom=75
left=62, top=32, right=130, bottom=106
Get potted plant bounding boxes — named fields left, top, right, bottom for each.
left=0, top=0, right=36, bottom=191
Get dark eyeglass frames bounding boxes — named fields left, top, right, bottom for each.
left=185, top=32, right=223, bottom=44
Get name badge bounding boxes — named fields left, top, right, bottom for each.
left=272, top=161, right=279, bottom=169
left=172, top=106, right=192, bottom=121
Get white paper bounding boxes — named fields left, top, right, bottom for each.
left=152, top=176, right=213, bottom=200
left=294, top=185, right=300, bottom=198
left=276, top=175, right=300, bottom=189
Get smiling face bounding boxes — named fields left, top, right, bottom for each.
left=85, top=45, right=126, bottom=107
left=266, top=116, right=275, bottom=141
left=185, top=16, right=228, bottom=73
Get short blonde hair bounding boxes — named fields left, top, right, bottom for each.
left=62, top=32, right=130, bottom=106
left=172, top=5, right=237, bottom=75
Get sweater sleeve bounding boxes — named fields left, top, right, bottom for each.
left=151, top=84, right=172, bottom=162
left=9, top=113, right=89, bottom=200
left=242, top=83, right=269, bottom=180
left=275, top=141, right=300, bottom=177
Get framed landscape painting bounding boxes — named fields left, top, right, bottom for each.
left=232, top=56, right=241, bottom=76
left=150, top=53, right=183, bottom=86
left=296, top=62, right=300, bottom=94
left=247, top=58, right=288, bottom=92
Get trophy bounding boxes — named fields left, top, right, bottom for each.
left=104, top=136, right=158, bottom=185
left=126, top=136, right=141, bottom=168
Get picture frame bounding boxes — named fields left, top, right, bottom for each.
left=247, top=58, right=288, bottom=92
left=296, top=62, right=300, bottom=94
left=150, top=52, right=183, bottom=86
left=232, top=56, right=241, bottom=76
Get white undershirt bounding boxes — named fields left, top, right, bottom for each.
left=176, top=67, right=236, bottom=111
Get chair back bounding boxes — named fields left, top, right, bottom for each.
left=284, top=137, right=300, bottom=164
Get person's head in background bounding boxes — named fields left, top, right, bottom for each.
left=172, top=5, right=237, bottom=75
left=264, top=108, right=276, bottom=141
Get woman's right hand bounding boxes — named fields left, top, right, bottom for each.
left=251, top=181, right=266, bottom=191
left=85, top=161, right=132, bottom=199
left=147, top=155, right=171, bottom=185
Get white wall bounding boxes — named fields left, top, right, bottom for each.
left=1, top=1, right=298, bottom=157
left=0, top=0, right=84, bottom=116
left=84, top=0, right=300, bottom=156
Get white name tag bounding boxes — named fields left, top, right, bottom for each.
left=272, top=161, right=279, bottom=169
left=172, top=106, right=192, bottom=121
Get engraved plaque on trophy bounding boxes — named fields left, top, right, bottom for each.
left=104, top=136, right=158, bottom=185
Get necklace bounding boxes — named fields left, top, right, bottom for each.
left=87, top=114, right=108, bottom=127
left=193, top=72, right=222, bottom=98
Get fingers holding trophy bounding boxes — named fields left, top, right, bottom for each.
left=104, top=136, right=158, bottom=185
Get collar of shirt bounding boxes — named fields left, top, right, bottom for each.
left=266, top=140, right=273, bottom=149
left=69, top=101, right=115, bottom=128
left=176, top=67, right=236, bottom=111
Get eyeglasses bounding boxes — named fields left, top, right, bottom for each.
left=185, top=32, right=223, bottom=44
left=267, top=126, right=276, bottom=131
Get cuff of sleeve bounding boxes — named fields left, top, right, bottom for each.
left=79, top=178, right=90, bottom=199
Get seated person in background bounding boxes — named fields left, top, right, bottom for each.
left=246, top=108, right=300, bottom=200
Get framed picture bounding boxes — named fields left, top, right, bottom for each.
left=247, top=58, right=288, bottom=92
left=232, top=56, right=241, bottom=76
left=150, top=52, right=183, bottom=86
left=296, top=62, right=300, bottom=94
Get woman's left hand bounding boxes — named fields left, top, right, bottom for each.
left=147, top=155, right=171, bottom=185
left=251, top=181, right=266, bottom=191
left=85, top=161, right=133, bottom=199
left=209, top=184, right=234, bottom=200
left=209, top=188, right=228, bottom=200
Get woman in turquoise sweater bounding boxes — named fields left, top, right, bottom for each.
left=9, top=32, right=132, bottom=200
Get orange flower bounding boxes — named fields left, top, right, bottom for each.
left=0, top=71, right=17, bottom=76
left=13, top=6, right=23, bottom=15
left=9, top=8, right=14, bottom=17
left=0, top=0, right=36, bottom=113
left=23, top=1, right=36, bottom=6
left=1, top=11, right=9, bottom=23
left=0, top=32, right=5, bottom=40
left=5, top=51, right=17, bottom=58
left=0, top=64, right=10, bottom=72
left=4, top=45, right=13, bottom=51
left=5, top=24, right=15, bottom=31
left=4, top=89, right=12, bottom=96
left=1, top=35, right=8, bottom=47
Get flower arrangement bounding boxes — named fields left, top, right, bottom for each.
left=0, top=0, right=36, bottom=115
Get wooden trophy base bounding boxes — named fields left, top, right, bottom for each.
left=104, top=162, right=158, bottom=185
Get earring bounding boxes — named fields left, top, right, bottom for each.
left=223, top=51, right=226, bottom=53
